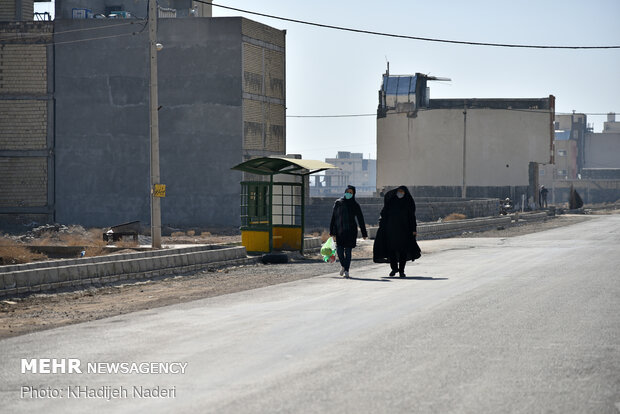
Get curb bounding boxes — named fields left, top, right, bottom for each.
left=0, top=246, right=248, bottom=297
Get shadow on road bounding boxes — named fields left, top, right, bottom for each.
left=328, top=276, right=391, bottom=282
left=381, top=276, right=449, bottom=281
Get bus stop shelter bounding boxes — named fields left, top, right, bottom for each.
left=231, top=157, right=337, bottom=254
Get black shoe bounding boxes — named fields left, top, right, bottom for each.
left=389, top=270, right=397, bottom=276
left=399, top=272, right=406, bottom=278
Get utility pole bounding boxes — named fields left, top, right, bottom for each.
left=462, top=105, right=467, bottom=199
left=148, top=0, right=162, bottom=248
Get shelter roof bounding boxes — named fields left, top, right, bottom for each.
left=231, top=157, right=337, bottom=176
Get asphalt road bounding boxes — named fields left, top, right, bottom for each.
left=1, top=215, right=619, bottom=413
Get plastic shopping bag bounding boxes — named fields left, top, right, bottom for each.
left=320, top=237, right=337, bottom=263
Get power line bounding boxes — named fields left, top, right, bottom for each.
left=52, top=31, right=146, bottom=46
left=287, top=114, right=375, bottom=118
left=200, top=1, right=620, bottom=50
left=0, top=20, right=144, bottom=40
left=286, top=110, right=618, bottom=118
left=0, top=21, right=148, bottom=45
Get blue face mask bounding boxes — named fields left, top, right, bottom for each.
left=344, top=192, right=353, bottom=200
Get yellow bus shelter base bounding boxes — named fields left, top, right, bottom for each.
left=241, top=227, right=302, bottom=253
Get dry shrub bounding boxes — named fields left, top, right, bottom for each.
left=83, top=246, right=107, bottom=257
left=36, top=231, right=57, bottom=246
left=186, top=230, right=195, bottom=237
left=116, top=238, right=139, bottom=248
left=0, top=237, right=47, bottom=264
left=87, top=228, right=107, bottom=247
left=58, top=233, right=88, bottom=246
left=171, top=231, right=185, bottom=237
left=444, top=213, right=467, bottom=221
left=200, top=231, right=212, bottom=237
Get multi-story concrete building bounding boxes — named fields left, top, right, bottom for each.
left=539, top=112, right=620, bottom=204
left=1, top=0, right=285, bottom=229
left=312, top=152, right=376, bottom=197
left=542, top=113, right=586, bottom=182
left=584, top=113, right=620, bottom=173
left=376, top=72, right=554, bottom=205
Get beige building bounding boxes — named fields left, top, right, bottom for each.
left=376, top=73, right=554, bottom=202
left=584, top=113, right=620, bottom=170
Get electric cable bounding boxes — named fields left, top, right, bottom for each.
left=197, top=1, right=620, bottom=50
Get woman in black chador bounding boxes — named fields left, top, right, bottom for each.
left=373, top=186, right=421, bottom=277
left=330, top=185, right=368, bottom=278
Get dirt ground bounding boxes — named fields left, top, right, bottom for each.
left=0, top=214, right=603, bottom=339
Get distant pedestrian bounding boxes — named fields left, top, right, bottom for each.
left=373, top=186, right=421, bottom=277
left=330, top=185, right=368, bottom=278
left=539, top=185, right=549, bottom=208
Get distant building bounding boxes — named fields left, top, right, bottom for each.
left=538, top=112, right=620, bottom=204
left=0, top=0, right=285, bottom=229
left=376, top=71, right=553, bottom=204
left=545, top=113, right=587, bottom=181
left=55, top=0, right=212, bottom=18
left=311, top=152, right=376, bottom=197
left=583, top=112, right=620, bottom=179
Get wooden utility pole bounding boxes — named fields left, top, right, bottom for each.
left=148, top=0, right=162, bottom=248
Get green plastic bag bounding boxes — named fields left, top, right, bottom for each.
left=320, top=237, right=336, bottom=262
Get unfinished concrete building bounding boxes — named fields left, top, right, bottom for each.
left=1, top=0, right=286, bottom=229
left=376, top=72, right=554, bottom=205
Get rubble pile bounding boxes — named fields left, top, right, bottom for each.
left=7, top=224, right=94, bottom=245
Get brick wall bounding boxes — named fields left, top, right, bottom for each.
left=242, top=18, right=285, bottom=48
left=0, top=2, right=16, bottom=21
left=0, top=100, right=47, bottom=149
left=243, top=98, right=263, bottom=150
left=0, top=21, right=53, bottom=223
left=21, top=0, right=34, bottom=21
left=0, top=1, right=34, bottom=21
left=241, top=18, right=285, bottom=157
left=0, top=44, right=46, bottom=93
left=0, top=157, right=47, bottom=207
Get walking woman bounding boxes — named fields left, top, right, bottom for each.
left=330, top=185, right=368, bottom=278
left=373, top=186, right=421, bottom=277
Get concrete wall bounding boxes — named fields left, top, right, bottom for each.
left=53, top=18, right=245, bottom=228
left=584, top=132, right=620, bottom=168
left=377, top=107, right=551, bottom=197
left=546, top=179, right=620, bottom=205
left=305, top=196, right=499, bottom=229
left=0, top=21, right=54, bottom=228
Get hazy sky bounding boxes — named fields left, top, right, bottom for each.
left=37, top=1, right=620, bottom=162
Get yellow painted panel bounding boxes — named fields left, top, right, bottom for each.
left=272, top=227, right=301, bottom=251
left=242, top=230, right=270, bottom=253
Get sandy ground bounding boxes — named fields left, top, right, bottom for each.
left=0, top=214, right=598, bottom=339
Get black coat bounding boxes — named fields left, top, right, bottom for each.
left=330, top=196, right=367, bottom=249
left=373, top=186, right=421, bottom=263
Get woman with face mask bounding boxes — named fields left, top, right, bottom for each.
left=373, top=186, right=421, bottom=277
left=329, top=185, right=368, bottom=278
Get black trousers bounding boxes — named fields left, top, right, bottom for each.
left=389, top=250, right=408, bottom=272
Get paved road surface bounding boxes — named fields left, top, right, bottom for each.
left=1, top=215, right=619, bottom=413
